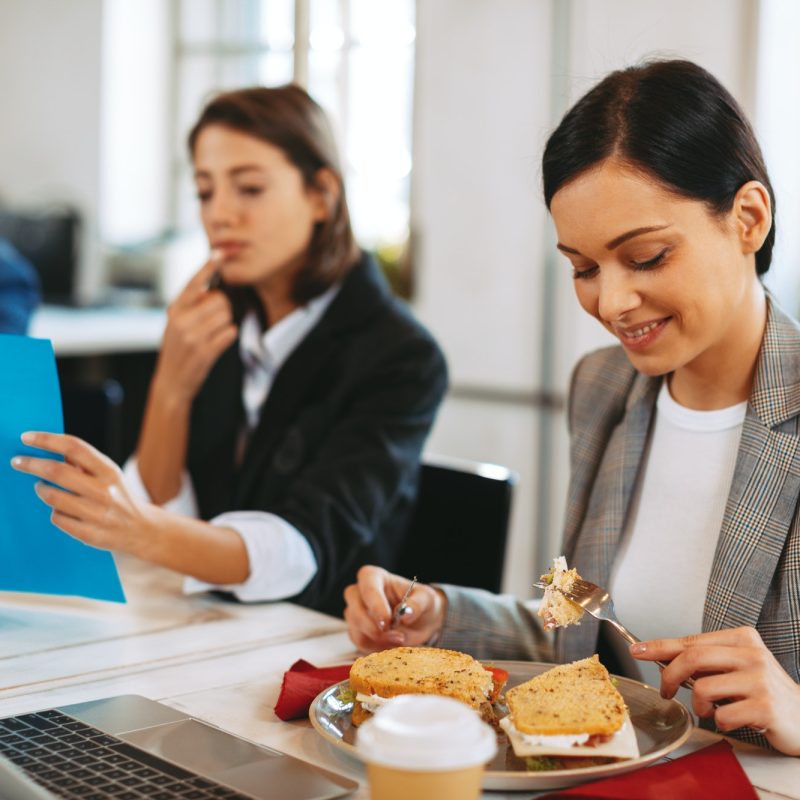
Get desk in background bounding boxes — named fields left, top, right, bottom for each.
left=0, top=557, right=796, bottom=800
left=29, top=305, right=167, bottom=462
left=29, top=305, right=166, bottom=357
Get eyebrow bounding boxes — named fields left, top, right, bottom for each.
left=557, top=224, right=671, bottom=255
left=193, top=165, right=266, bottom=180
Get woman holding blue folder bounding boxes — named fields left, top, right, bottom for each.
left=12, top=84, right=446, bottom=617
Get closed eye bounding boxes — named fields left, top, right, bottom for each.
left=632, top=248, right=669, bottom=271
left=572, top=264, right=599, bottom=280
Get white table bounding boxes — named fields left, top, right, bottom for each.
left=0, top=556, right=796, bottom=799
left=29, top=305, right=166, bottom=356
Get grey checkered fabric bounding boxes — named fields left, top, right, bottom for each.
left=439, top=297, right=800, bottom=748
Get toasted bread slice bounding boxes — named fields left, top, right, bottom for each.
left=349, top=646, right=494, bottom=726
left=506, top=655, right=626, bottom=736
left=537, top=556, right=584, bottom=629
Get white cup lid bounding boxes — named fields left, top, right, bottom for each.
left=356, top=694, right=498, bottom=771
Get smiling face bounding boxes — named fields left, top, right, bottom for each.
left=192, top=124, right=328, bottom=300
left=550, top=158, right=769, bottom=404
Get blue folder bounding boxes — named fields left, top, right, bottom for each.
left=0, top=334, right=125, bottom=602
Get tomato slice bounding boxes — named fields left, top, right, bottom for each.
left=484, top=666, right=509, bottom=702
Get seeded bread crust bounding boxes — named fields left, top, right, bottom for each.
left=348, top=646, right=494, bottom=726
left=506, top=655, right=626, bottom=736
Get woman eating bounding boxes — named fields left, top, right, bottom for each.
left=342, top=59, right=800, bottom=755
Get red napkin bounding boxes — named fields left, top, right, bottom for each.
left=536, top=740, right=758, bottom=800
left=274, top=659, right=352, bottom=721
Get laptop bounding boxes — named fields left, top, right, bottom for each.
left=0, top=695, right=357, bottom=800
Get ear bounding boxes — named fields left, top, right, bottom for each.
left=308, top=167, right=341, bottom=223
left=732, top=180, right=771, bottom=256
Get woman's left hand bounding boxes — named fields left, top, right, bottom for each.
left=631, top=626, right=800, bottom=755
left=11, top=432, right=156, bottom=557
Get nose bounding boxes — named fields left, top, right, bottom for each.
left=205, top=185, right=239, bottom=230
left=596, top=267, right=642, bottom=323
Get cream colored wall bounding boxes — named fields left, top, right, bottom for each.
left=0, top=0, right=105, bottom=302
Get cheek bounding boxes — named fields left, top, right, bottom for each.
left=574, top=282, right=599, bottom=317
left=199, top=206, right=213, bottom=233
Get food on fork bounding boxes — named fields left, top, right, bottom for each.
left=348, top=647, right=506, bottom=726
left=500, top=655, right=639, bottom=762
left=538, top=556, right=585, bottom=630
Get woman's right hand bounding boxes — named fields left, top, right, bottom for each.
left=154, top=252, right=238, bottom=404
left=343, top=566, right=447, bottom=653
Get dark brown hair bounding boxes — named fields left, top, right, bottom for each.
left=542, top=59, right=776, bottom=275
left=189, top=84, right=360, bottom=312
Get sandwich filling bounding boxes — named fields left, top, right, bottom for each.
left=537, top=555, right=585, bottom=630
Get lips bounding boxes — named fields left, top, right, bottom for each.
left=212, top=241, right=248, bottom=258
left=613, top=318, right=670, bottom=351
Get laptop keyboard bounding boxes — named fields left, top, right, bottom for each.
left=0, top=710, right=255, bottom=799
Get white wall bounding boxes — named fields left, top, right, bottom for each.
left=0, top=0, right=105, bottom=301
left=412, top=0, right=554, bottom=597
left=413, top=0, right=759, bottom=597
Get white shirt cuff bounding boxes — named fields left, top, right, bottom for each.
left=183, top=511, right=318, bottom=602
left=122, top=456, right=199, bottom=516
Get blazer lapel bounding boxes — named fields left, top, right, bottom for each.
left=232, top=254, right=391, bottom=504
left=705, top=299, right=800, bottom=631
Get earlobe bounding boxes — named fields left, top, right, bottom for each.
left=734, top=180, right=772, bottom=255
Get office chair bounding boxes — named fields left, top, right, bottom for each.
left=60, top=379, right=124, bottom=464
left=395, top=455, right=517, bottom=593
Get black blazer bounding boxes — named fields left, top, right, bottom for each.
left=186, top=253, right=448, bottom=616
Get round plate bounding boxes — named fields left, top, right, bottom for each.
left=309, top=660, right=693, bottom=791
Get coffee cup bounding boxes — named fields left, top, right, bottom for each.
left=356, top=694, right=497, bottom=800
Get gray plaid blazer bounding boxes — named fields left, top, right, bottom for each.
left=438, top=298, right=800, bottom=746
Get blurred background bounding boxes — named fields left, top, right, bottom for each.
left=1, top=0, right=798, bottom=598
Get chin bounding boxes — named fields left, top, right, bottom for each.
left=623, top=352, right=674, bottom=378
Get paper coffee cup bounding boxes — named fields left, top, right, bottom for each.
left=356, top=694, right=497, bottom=800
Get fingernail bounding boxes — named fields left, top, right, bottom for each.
left=10, top=457, right=22, bottom=468
left=211, top=248, right=224, bottom=262
left=385, top=631, right=405, bottom=645
left=21, top=432, right=35, bottom=444
left=376, top=619, right=386, bottom=631
left=631, top=643, right=647, bottom=655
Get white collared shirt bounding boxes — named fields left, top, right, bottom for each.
left=123, top=284, right=339, bottom=601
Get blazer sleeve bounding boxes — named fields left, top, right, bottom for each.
left=435, top=584, right=554, bottom=661
left=272, top=329, right=448, bottom=611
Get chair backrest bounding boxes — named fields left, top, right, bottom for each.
left=395, top=455, right=516, bottom=593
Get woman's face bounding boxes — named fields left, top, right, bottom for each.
left=193, top=124, right=327, bottom=293
left=549, top=158, right=763, bottom=380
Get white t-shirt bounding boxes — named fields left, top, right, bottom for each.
left=608, top=381, right=747, bottom=691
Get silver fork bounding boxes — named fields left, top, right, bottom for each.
left=534, top=577, right=696, bottom=690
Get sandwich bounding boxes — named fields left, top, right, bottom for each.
left=348, top=646, right=506, bottom=726
left=537, top=555, right=585, bottom=630
left=500, top=655, right=639, bottom=765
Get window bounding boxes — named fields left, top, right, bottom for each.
left=172, top=0, right=416, bottom=250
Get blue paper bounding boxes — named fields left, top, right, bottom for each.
left=0, top=334, right=125, bottom=602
